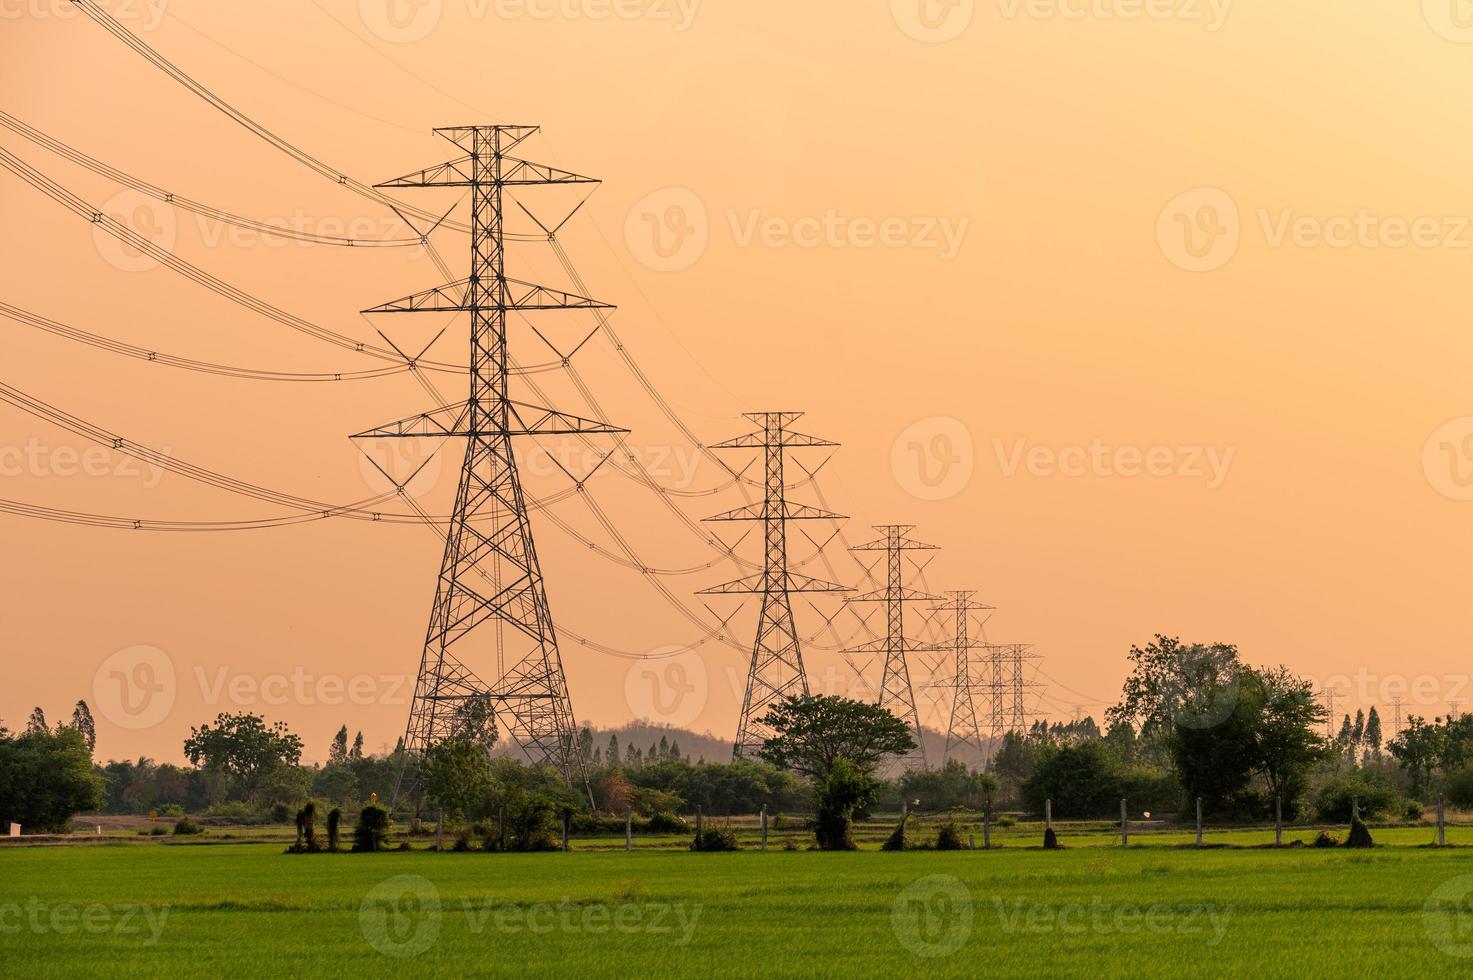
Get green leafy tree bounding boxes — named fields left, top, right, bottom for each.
left=0, top=726, right=104, bottom=832
left=813, top=757, right=879, bottom=850
left=1250, top=666, right=1328, bottom=813
left=1022, top=741, right=1124, bottom=817
left=898, top=759, right=999, bottom=810
left=1389, top=716, right=1445, bottom=800
left=70, top=701, right=96, bottom=753
left=328, top=726, right=350, bottom=766
left=1364, top=707, right=1383, bottom=756
left=183, top=712, right=304, bottom=800
left=350, top=732, right=364, bottom=760
left=422, top=739, right=496, bottom=820
left=757, top=695, right=916, bottom=780
left=26, top=707, right=48, bottom=735
left=1108, top=635, right=1242, bottom=739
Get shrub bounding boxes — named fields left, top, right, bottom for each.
left=148, top=826, right=168, bottom=837
left=1314, top=773, right=1399, bottom=823
left=1403, top=799, right=1425, bottom=821
left=172, top=818, right=203, bottom=836
left=1022, top=742, right=1124, bottom=819
left=1445, top=766, right=1473, bottom=810
left=326, top=808, right=342, bottom=851
left=934, top=820, right=966, bottom=851
left=1312, top=830, right=1340, bottom=848
left=270, top=802, right=292, bottom=824
left=156, top=804, right=185, bottom=818
left=501, top=794, right=561, bottom=852
left=1043, top=827, right=1061, bottom=849
left=352, top=803, right=391, bottom=852
left=881, top=819, right=913, bottom=852
left=814, top=758, right=880, bottom=851
left=646, top=812, right=689, bottom=835
left=690, top=827, right=739, bottom=852
left=205, top=801, right=270, bottom=825
left=1346, top=817, right=1374, bottom=848
left=292, top=802, right=319, bottom=852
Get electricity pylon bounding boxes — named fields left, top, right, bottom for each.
left=917, top=590, right=995, bottom=766
left=698, top=413, right=849, bottom=759
left=986, top=643, right=1039, bottom=756
left=354, top=125, right=622, bottom=802
left=845, top=525, right=942, bottom=768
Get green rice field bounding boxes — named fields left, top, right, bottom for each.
left=4, top=818, right=1473, bottom=977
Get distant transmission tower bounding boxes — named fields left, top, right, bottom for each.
left=356, top=125, right=622, bottom=801
left=697, top=413, right=848, bottom=758
left=1007, top=643, right=1041, bottom=734
left=1321, top=687, right=1340, bottom=739
left=845, top=526, right=942, bottom=767
left=1391, top=697, right=1404, bottom=737
left=917, top=590, right=994, bottom=766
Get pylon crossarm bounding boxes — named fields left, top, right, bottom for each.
left=703, top=501, right=844, bottom=522
left=377, top=152, right=596, bottom=188
left=352, top=401, right=470, bottom=439
left=507, top=402, right=626, bottom=436
left=710, top=430, right=839, bottom=450
left=846, top=586, right=943, bottom=604
left=364, top=277, right=612, bottom=314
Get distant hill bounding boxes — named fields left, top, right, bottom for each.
left=505, top=720, right=994, bottom=771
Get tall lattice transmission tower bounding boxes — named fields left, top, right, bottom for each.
left=845, top=526, right=942, bottom=767
left=985, top=642, right=1039, bottom=754
left=698, top=413, right=849, bottom=758
left=917, top=590, right=996, bottom=766
left=354, top=125, right=622, bottom=800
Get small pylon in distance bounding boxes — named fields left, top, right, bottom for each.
left=698, top=413, right=850, bottom=760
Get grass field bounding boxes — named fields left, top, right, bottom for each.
left=5, top=822, right=1473, bottom=977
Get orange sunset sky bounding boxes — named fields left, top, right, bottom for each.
left=4, top=0, right=1473, bottom=763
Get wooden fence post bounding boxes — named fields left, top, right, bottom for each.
left=625, top=807, right=632, bottom=852
left=1438, top=795, right=1447, bottom=847
left=561, top=808, right=570, bottom=852
left=983, top=799, right=992, bottom=850
left=1274, top=795, right=1283, bottom=847
left=1195, top=797, right=1203, bottom=848
left=760, top=805, right=768, bottom=851
left=1120, top=798, right=1128, bottom=846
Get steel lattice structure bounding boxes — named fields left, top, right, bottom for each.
left=354, top=125, right=622, bottom=802
left=698, top=413, right=849, bottom=758
left=984, top=642, right=1040, bottom=753
left=916, top=590, right=996, bottom=767
left=845, top=525, right=942, bottom=767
